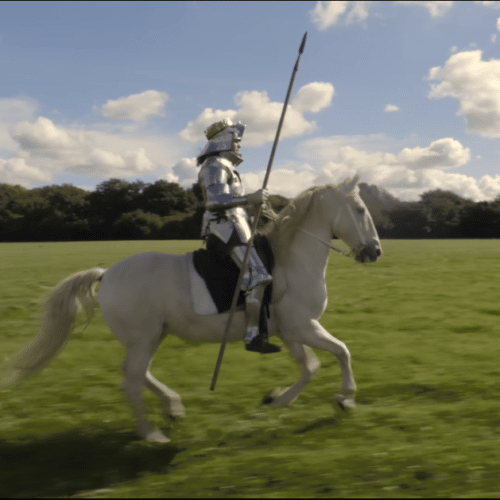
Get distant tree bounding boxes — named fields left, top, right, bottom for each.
left=86, top=179, right=146, bottom=237
left=5, top=189, right=53, bottom=241
left=31, top=184, right=91, bottom=240
left=159, top=211, right=197, bottom=239
left=420, top=189, right=473, bottom=238
left=190, top=181, right=204, bottom=204
left=0, top=184, right=31, bottom=239
left=3, top=178, right=500, bottom=241
left=386, top=207, right=431, bottom=238
left=141, top=180, right=198, bottom=216
left=112, top=210, right=164, bottom=239
left=459, top=202, right=500, bottom=238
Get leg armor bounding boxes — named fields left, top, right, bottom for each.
left=229, top=244, right=278, bottom=352
left=230, top=243, right=271, bottom=343
left=207, top=218, right=279, bottom=354
left=230, top=244, right=272, bottom=292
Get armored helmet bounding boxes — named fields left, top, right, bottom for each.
left=197, top=118, right=246, bottom=165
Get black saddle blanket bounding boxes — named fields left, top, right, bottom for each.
left=192, top=234, right=274, bottom=314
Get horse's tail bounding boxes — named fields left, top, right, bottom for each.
left=0, top=267, right=106, bottom=387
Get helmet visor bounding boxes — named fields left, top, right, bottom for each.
left=232, top=122, right=245, bottom=140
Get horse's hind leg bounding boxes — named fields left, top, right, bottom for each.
left=262, top=341, right=320, bottom=406
left=122, top=342, right=170, bottom=443
left=145, top=369, right=185, bottom=420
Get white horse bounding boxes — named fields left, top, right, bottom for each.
left=0, top=177, right=381, bottom=443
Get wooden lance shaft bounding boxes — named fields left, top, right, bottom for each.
left=210, top=31, right=307, bottom=391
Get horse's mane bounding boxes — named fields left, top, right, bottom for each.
left=261, top=185, right=326, bottom=263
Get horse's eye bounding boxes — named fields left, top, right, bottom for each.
left=357, top=208, right=365, bottom=215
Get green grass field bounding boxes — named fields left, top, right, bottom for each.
left=1, top=239, right=500, bottom=498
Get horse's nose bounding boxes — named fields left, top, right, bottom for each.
left=365, top=244, right=382, bottom=262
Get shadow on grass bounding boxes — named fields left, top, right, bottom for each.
left=294, top=416, right=339, bottom=434
left=0, top=427, right=183, bottom=498
left=358, top=383, right=463, bottom=405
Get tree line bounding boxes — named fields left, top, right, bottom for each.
left=0, top=179, right=499, bottom=242
left=360, top=185, right=500, bottom=239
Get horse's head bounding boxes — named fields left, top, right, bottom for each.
left=325, top=177, right=382, bottom=263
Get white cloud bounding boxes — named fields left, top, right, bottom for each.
left=396, top=1, right=454, bottom=18
left=309, top=1, right=373, bottom=30
left=478, top=174, right=500, bottom=199
left=384, top=104, right=400, bottom=112
left=164, top=157, right=199, bottom=188
left=497, top=16, right=500, bottom=29
left=261, top=134, right=500, bottom=202
left=396, top=138, right=470, bottom=170
left=428, top=50, right=500, bottom=137
left=99, top=90, right=169, bottom=122
left=0, top=97, right=38, bottom=123
left=475, top=1, right=500, bottom=8
left=293, top=82, right=335, bottom=113
left=0, top=97, right=39, bottom=154
left=242, top=168, right=320, bottom=199
left=12, top=117, right=86, bottom=158
left=0, top=157, right=51, bottom=186
left=190, top=130, right=497, bottom=202
left=344, top=1, right=372, bottom=24
left=385, top=170, right=498, bottom=202
left=180, top=82, right=334, bottom=148
left=297, top=135, right=470, bottom=171
left=6, top=115, right=186, bottom=186
left=250, top=163, right=499, bottom=203
left=81, top=147, right=154, bottom=177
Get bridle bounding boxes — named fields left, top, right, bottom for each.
left=298, top=204, right=367, bottom=258
left=298, top=227, right=349, bottom=256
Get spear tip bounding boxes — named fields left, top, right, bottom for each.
left=299, top=31, right=307, bottom=54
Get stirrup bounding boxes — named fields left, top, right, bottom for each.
left=245, top=332, right=281, bottom=354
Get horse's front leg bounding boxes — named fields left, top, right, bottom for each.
left=262, top=341, right=320, bottom=406
left=283, top=319, right=357, bottom=408
left=307, top=319, right=357, bottom=407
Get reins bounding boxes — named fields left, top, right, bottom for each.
left=297, top=203, right=367, bottom=258
left=297, top=227, right=349, bottom=256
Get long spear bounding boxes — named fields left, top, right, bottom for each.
left=210, top=31, right=307, bottom=391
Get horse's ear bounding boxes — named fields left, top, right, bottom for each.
left=339, top=175, right=359, bottom=194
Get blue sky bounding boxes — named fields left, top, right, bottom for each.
left=1, top=1, right=500, bottom=201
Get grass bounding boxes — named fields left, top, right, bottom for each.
left=1, top=239, right=500, bottom=497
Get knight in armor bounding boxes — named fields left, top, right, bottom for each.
left=197, top=118, right=281, bottom=354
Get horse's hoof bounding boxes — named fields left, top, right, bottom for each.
left=165, top=409, right=185, bottom=422
left=163, top=403, right=185, bottom=421
left=261, top=392, right=274, bottom=405
left=335, top=394, right=356, bottom=411
left=145, top=428, right=171, bottom=443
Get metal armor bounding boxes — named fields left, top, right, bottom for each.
left=198, top=155, right=271, bottom=291
left=197, top=118, right=278, bottom=351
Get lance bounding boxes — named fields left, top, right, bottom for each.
left=210, top=31, right=307, bottom=391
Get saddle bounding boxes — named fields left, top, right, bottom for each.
left=190, top=234, right=274, bottom=329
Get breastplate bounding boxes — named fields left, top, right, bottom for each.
left=199, top=157, right=249, bottom=238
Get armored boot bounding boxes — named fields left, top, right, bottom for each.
left=243, top=283, right=281, bottom=354
left=230, top=245, right=281, bottom=354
